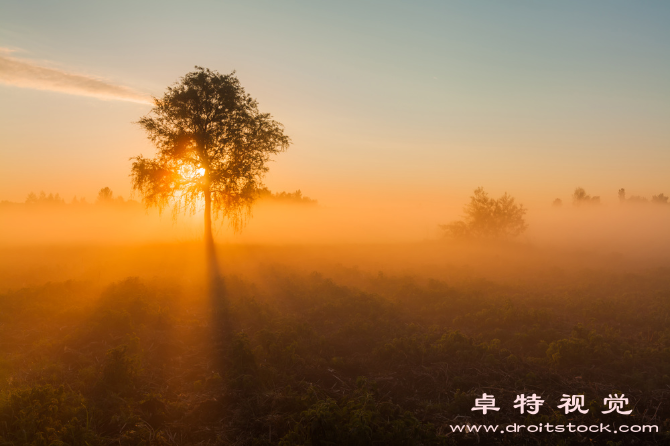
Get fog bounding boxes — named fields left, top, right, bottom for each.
left=2, top=198, right=670, bottom=293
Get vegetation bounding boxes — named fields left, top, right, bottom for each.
left=618, top=188, right=669, bottom=205
left=25, top=191, right=66, bottom=205
left=1, top=246, right=667, bottom=444
left=257, top=188, right=317, bottom=205
left=441, top=187, right=527, bottom=239
left=572, top=187, right=600, bottom=205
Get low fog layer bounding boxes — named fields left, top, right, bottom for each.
left=2, top=197, right=670, bottom=294
left=2, top=198, right=670, bottom=251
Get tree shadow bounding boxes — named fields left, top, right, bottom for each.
left=207, top=241, right=231, bottom=360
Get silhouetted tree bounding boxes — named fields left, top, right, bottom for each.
left=96, top=187, right=127, bottom=205
left=552, top=198, right=562, bottom=207
left=96, top=187, right=114, bottom=203
left=25, top=191, right=65, bottom=205
left=652, top=193, right=668, bottom=204
left=572, top=187, right=600, bottom=205
left=131, top=67, right=291, bottom=254
left=441, top=187, right=527, bottom=239
left=618, top=188, right=626, bottom=202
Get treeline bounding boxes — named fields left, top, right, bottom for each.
left=256, top=187, right=317, bottom=205
left=0, top=187, right=138, bottom=208
left=1, top=187, right=318, bottom=208
left=553, top=187, right=669, bottom=206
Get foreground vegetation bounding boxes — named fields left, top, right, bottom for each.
left=0, top=247, right=669, bottom=445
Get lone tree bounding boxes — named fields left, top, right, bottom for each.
left=441, top=187, right=527, bottom=239
left=131, top=67, right=290, bottom=256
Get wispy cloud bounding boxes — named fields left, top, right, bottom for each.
left=0, top=49, right=152, bottom=104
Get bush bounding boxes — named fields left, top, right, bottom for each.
left=441, top=187, right=527, bottom=239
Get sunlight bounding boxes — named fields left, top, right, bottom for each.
left=179, top=165, right=206, bottom=181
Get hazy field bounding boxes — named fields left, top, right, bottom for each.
left=1, top=205, right=670, bottom=445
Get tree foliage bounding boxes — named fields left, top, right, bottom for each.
left=131, top=67, right=290, bottom=233
left=441, top=187, right=527, bottom=239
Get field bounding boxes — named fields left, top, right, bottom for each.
left=1, top=242, right=669, bottom=445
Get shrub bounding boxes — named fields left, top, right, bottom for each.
left=441, top=187, right=527, bottom=239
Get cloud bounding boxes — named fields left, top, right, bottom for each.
left=0, top=50, right=152, bottom=104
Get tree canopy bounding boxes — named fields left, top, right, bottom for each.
left=130, top=67, right=290, bottom=236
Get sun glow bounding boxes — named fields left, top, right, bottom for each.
left=179, top=165, right=206, bottom=181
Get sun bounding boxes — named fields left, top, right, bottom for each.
left=179, top=165, right=206, bottom=181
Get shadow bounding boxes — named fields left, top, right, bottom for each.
left=207, top=239, right=231, bottom=356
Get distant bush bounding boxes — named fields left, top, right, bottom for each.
left=652, top=193, right=669, bottom=204
left=441, top=187, right=527, bottom=239
left=95, top=187, right=126, bottom=205
left=572, top=187, right=600, bottom=205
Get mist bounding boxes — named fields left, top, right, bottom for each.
left=3, top=195, right=670, bottom=292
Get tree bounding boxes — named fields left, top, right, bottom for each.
left=572, top=187, right=600, bottom=205
left=440, top=187, right=527, bottom=239
left=25, top=191, right=65, bottom=205
left=618, top=188, right=626, bottom=203
left=97, top=187, right=114, bottom=203
left=130, top=67, right=291, bottom=255
left=651, top=193, right=668, bottom=204
left=96, top=187, right=126, bottom=205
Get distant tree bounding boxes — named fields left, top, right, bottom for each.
left=552, top=198, right=562, bottom=207
left=652, top=193, right=668, bottom=204
left=96, top=187, right=114, bottom=203
left=441, top=187, right=527, bottom=239
left=572, top=187, right=600, bottom=205
left=618, top=188, right=626, bottom=203
left=628, top=195, right=648, bottom=204
left=96, top=187, right=127, bottom=205
left=618, top=188, right=668, bottom=205
left=25, top=191, right=65, bottom=205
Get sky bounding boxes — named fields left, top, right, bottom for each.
left=1, top=0, right=669, bottom=210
